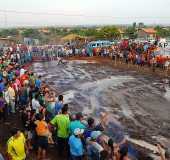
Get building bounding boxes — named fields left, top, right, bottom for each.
left=24, top=37, right=40, bottom=45
left=0, top=37, right=15, bottom=46
left=118, top=29, right=125, bottom=39
left=138, top=22, right=145, bottom=29
left=137, top=28, right=156, bottom=40
left=38, top=28, right=50, bottom=34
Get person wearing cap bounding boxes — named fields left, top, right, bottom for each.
left=68, top=128, right=84, bottom=160
left=86, top=130, right=105, bottom=160
left=69, top=112, right=86, bottom=135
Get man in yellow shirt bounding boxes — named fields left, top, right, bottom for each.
left=7, top=128, right=27, bottom=160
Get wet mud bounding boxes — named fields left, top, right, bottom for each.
left=32, top=60, right=170, bottom=151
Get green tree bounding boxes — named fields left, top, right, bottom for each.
left=95, top=26, right=120, bottom=40
left=0, top=28, right=18, bottom=37
left=155, top=26, right=170, bottom=38
left=125, top=27, right=137, bottom=39
left=133, top=22, right=136, bottom=29
left=22, top=28, right=40, bottom=38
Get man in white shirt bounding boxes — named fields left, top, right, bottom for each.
left=8, top=83, right=16, bottom=113
left=32, top=94, right=41, bottom=114
left=20, top=68, right=25, bottom=76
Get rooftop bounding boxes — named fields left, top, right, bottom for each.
left=141, top=28, right=156, bottom=34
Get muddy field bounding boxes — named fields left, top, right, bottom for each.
left=0, top=58, right=170, bottom=159
left=32, top=59, right=170, bottom=150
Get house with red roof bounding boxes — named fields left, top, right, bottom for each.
left=137, top=28, right=157, bottom=40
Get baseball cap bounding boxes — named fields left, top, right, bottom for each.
left=91, top=131, right=102, bottom=140
left=74, top=128, right=84, bottom=136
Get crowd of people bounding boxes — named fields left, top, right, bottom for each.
left=31, top=45, right=80, bottom=61
left=30, top=41, right=170, bottom=73
left=92, top=41, right=170, bottom=72
left=0, top=42, right=169, bottom=160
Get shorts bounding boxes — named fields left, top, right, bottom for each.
left=37, top=136, right=48, bottom=150
left=27, top=131, right=33, bottom=140
left=25, top=130, right=32, bottom=140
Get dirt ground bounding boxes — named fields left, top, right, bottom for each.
left=1, top=56, right=170, bottom=160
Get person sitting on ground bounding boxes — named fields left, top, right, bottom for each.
left=70, top=112, right=86, bottom=135
left=69, top=128, right=84, bottom=160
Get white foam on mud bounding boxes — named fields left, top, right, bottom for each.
left=44, top=74, right=53, bottom=79
left=152, top=135, right=170, bottom=148
left=33, top=63, right=43, bottom=68
left=69, top=60, right=96, bottom=64
left=78, top=76, right=135, bottom=115
left=78, top=68, right=92, bottom=79
left=126, top=136, right=165, bottom=155
left=80, top=76, right=134, bottom=91
left=164, top=85, right=170, bottom=101
left=63, top=90, right=76, bottom=103
left=62, top=69, right=74, bottom=79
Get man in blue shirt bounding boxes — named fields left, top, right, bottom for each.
left=70, top=113, right=86, bottom=135
left=54, top=95, right=63, bottom=115
left=0, top=80, right=5, bottom=93
left=7, top=71, right=14, bottom=81
left=35, top=75, right=42, bottom=89
left=69, top=128, right=84, bottom=160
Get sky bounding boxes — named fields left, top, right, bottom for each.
left=0, top=0, right=170, bottom=27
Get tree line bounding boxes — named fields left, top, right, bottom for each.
left=0, top=25, right=170, bottom=42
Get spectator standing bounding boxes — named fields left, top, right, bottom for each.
left=69, top=128, right=84, bottom=160
left=50, top=104, right=70, bottom=157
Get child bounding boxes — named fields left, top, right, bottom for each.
left=35, top=113, right=54, bottom=144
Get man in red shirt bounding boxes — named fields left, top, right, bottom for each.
left=20, top=71, right=29, bottom=86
